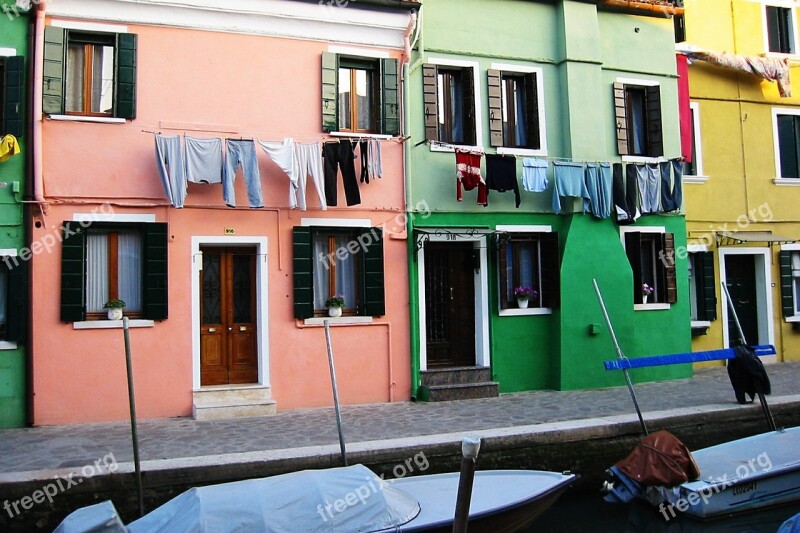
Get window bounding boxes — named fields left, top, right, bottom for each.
left=0, top=253, right=26, bottom=343
left=497, top=231, right=559, bottom=311
left=765, top=4, right=796, bottom=55
left=688, top=250, right=717, bottom=322
left=1, top=55, right=24, bottom=137
left=321, top=52, right=398, bottom=135
left=423, top=63, right=477, bottom=146
left=293, top=226, right=385, bottom=319
left=623, top=229, right=677, bottom=306
left=775, top=110, right=800, bottom=179
left=488, top=68, right=544, bottom=152
left=779, top=249, right=800, bottom=319
left=683, top=103, right=703, bottom=177
left=43, top=26, right=137, bottom=119
left=614, top=81, right=663, bottom=158
left=60, top=222, right=167, bottom=321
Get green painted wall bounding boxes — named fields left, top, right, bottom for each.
left=0, top=0, right=29, bottom=428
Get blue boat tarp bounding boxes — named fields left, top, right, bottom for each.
left=603, top=345, right=776, bottom=370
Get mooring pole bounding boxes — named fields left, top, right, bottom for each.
left=324, top=320, right=348, bottom=466
left=122, top=317, right=145, bottom=517
left=593, top=279, right=649, bottom=436
left=452, top=436, right=481, bottom=533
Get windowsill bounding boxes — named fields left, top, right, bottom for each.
left=329, top=132, right=393, bottom=140
left=73, top=319, right=155, bottom=330
left=303, top=316, right=374, bottom=326
left=496, top=147, right=547, bottom=157
left=683, top=175, right=708, bottom=184
left=763, top=51, right=800, bottom=60
left=786, top=316, right=800, bottom=323
left=430, top=142, right=483, bottom=153
left=0, top=341, right=18, bottom=350
left=634, top=303, right=670, bottom=311
left=622, top=155, right=669, bottom=164
left=691, top=320, right=711, bottom=328
left=773, top=178, right=800, bottom=186
left=47, top=115, right=127, bottom=124
left=498, top=307, right=552, bottom=317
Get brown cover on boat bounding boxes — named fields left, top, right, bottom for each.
left=615, top=430, right=701, bottom=487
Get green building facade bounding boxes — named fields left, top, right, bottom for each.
left=404, top=0, right=691, bottom=400
left=0, top=0, right=29, bottom=427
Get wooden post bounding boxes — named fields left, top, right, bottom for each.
left=122, top=317, right=145, bottom=517
left=452, top=436, right=481, bottom=533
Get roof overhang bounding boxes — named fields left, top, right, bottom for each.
left=717, top=231, right=798, bottom=246
left=595, top=0, right=684, bottom=18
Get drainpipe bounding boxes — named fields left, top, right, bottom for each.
left=32, top=1, right=47, bottom=209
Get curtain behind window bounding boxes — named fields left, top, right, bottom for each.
left=65, top=44, right=86, bottom=113
left=513, top=80, right=527, bottom=146
left=629, top=90, right=647, bottom=155
left=86, top=233, right=109, bottom=312
left=118, top=232, right=142, bottom=312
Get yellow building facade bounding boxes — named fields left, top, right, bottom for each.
left=682, top=0, right=800, bottom=364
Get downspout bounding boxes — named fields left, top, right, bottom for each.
left=32, top=1, right=47, bottom=209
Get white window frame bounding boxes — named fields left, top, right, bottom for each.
left=496, top=225, right=554, bottom=316
left=687, top=244, right=711, bottom=328
left=771, top=107, right=800, bottom=185
left=615, top=77, right=667, bottom=164
left=780, top=243, right=800, bottom=322
left=490, top=63, right=548, bottom=157
left=427, top=57, right=483, bottom=153
left=683, top=102, right=708, bottom=184
left=620, top=226, right=671, bottom=311
left=761, top=1, right=800, bottom=57
left=0, top=249, right=17, bottom=350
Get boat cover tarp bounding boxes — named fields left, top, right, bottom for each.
left=126, top=464, right=420, bottom=533
left=53, top=500, right=128, bottom=533
left=614, top=430, right=701, bottom=487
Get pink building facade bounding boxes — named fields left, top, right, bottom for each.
left=29, top=0, right=417, bottom=424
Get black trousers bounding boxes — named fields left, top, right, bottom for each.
left=323, top=141, right=361, bottom=207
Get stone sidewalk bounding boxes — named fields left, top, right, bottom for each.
left=1, top=361, right=798, bottom=476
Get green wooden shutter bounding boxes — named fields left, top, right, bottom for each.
left=43, top=26, right=66, bottom=116
left=114, top=33, right=137, bottom=120
left=487, top=69, right=503, bottom=148
left=540, top=232, right=560, bottom=308
left=646, top=85, right=663, bottom=157
left=142, top=222, right=168, bottom=320
left=662, top=232, right=677, bottom=304
left=779, top=250, right=795, bottom=318
left=380, top=58, right=399, bottom=136
left=322, top=52, right=338, bottom=133
left=524, top=72, right=540, bottom=150
left=697, top=251, right=717, bottom=321
left=497, top=234, right=510, bottom=309
left=2, top=56, right=25, bottom=137
left=6, top=259, right=27, bottom=343
left=625, top=232, right=642, bottom=304
left=613, top=82, right=628, bottom=156
left=61, top=221, right=87, bottom=322
left=462, top=68, right=476, bottom=146
left=293, top=227, right=314, bottom=319
left=422, top=64, right=439, bottom=142
left=362, top=228, right=385, bottom=316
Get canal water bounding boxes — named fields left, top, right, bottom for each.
left=533, top=492, right=800, bottom=532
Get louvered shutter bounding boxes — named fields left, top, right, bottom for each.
left=540, top=232, right=560, bottom=308
left=646, top=85, right=663, bottom=157
left=114, top=33, right=137, bottom=119
left=380, top=58, right=399, bottom=136
left=422, top=64, right=439, bottom=142
left=662, top=233, right=677, bottom=304
left=43, top=26, right=66, bottom=116
left=142, top=222, right=168, bottom=319
left=61, top=221, right=87, bottom=322
left=524, top=72, right=540, bottom=150
left=462, top=68, right=476, bottom=146
left=497, top=234, right=510, bottom=309
left=293, top=227, right=314, bottom=319
left=613, top=82, right=628, bottom=156
left=6, top=259, right=27, bottom=343
left=625, top=232, right=642, bottom=304
left=780, top=250, right=795, bottom=318
left=696, top=251, right=717, bottom=321
left=362, top=228, right=385, bottom=316
left=2, top=56, right=25, bottom=137
left=487, top=69, right=503, bottom=147
left=322, top=52, right=338, bottom=133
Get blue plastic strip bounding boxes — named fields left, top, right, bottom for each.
left=603, top=345, right=776, bottom=370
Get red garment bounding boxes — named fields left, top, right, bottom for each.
left=455, top=148, right=487, bottom=206
left=676, top=54, right=693, bottom=164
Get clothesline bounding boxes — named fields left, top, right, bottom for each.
left=141, top=128, right=404, bottom=144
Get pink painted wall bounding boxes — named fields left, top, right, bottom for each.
left=31, top=21, right=411, bottom=424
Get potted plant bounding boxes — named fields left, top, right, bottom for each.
left=641, top=283, right=654, bottom=304
left=513, top=287, right=537, bottom=309
left=104, top=299, right=126, bottom=320
left=325, top=295, right=345, bottom=317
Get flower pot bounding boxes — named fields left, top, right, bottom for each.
left=517, top=298, right=529, bottom=309
left=107, top=308, right=123, bottom=320
left=328, top=306, right=343, bottom=318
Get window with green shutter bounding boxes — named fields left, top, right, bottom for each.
left=2, top=56, right=25, bottom=137
left=614, top=81, right=663, bottom=158
left=423, top=64, right=476, bottom=146
left=43, top=26, right=137, bottom=119
left=497, top=231, right=559, bottom=311
left=293, top=226, right=385, bottom=319
left=60, top=221, right=167, bottom=322
left=321, top=53, right=398, bottom=136
left=689, top=251, right=717, bottom=322
left=779, top=249, right=800, bottom=318
left=488, top=69, right=542, bottom=151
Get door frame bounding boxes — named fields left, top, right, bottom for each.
left=417, top=230, right=490, bottom=371
left=192, top=236, right=270, bottom=389
left=718, top=247, right=775, bottom=358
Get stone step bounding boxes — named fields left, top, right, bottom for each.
left=419, top=381, right=499, bottom=402
left=420, top=366, right=493, bottom=387
left=193, top=385, right=272, bottom=406
left=192, top=386, right=277, bottom=420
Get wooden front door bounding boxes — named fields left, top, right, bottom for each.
left=424, top=242, right=476, bottom=367
left=724, top=254, right=759, bottom=346
left=200, top=247, right=258, bottom=386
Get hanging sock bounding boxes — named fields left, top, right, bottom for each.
left=455, top=148, right=487, bottom=206
left=224, top=139, right=263, bottom=208
left=154, top=133, right=187, bottom=208
left=485, top=154, right=520, bottom=208
left=185, top=136, right=223, bottom=184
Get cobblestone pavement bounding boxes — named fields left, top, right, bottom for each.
left=1, top=362, right=798, bottom=474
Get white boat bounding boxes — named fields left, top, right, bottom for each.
left=54, top=464, right=576, bottom=532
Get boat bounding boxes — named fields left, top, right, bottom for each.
left=603, top=426, right=800, bottom=519
left=53, top=463, right=576, bottom=532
